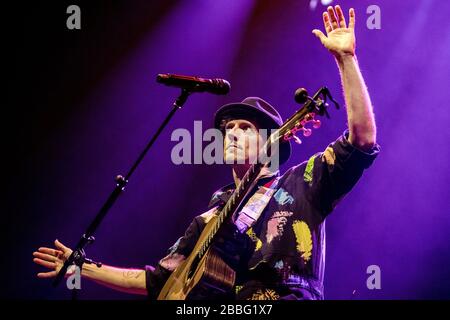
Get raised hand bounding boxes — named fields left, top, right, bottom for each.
left=33, top=239, right=73, bottom=278
left=312, top=5, right=356, bottom=58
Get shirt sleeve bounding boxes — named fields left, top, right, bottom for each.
left=145, top=216, right=205, bottom=299
left=300, top=130, right=380, bottom=218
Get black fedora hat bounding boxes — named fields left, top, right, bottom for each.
left=214, top=97, right=291, bottom=165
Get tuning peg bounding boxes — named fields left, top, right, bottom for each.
left=283, top=133, right=291, bottom=142
left=302, top=127, right=312, bottom=137
left=312, top=119, right=321, bottom=129
left=305, top=112, right=315, bottom=121
left=292, top=135, right=302, bottom=144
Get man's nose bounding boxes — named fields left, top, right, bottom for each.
left=226, top=130, right=239, bottom=142
left=226, top=127, right=241, bottom=142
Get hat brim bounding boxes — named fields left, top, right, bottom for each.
left=214, top=103, right=291, bottom=165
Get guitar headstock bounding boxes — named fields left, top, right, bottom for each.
left=281, top=112, right=322, bottom=144
left=272, top=87, right=340, bottom=145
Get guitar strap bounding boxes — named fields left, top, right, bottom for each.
left=233, top=176, right=281, bottom=233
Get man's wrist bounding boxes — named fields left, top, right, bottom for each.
left=335, top=53, right=357, bottom=67
left=334, top=52, right=356, bottom=64
left=81, top=262, right=97, bottom=278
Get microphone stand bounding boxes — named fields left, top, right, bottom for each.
left=53, top=89, right=192, bottom=299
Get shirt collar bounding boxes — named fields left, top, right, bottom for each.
left=208, top=170, right=279, bottom=209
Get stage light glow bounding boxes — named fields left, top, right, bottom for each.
left=309, top=0, right=334, bottom=11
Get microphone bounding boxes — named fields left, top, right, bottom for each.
left=156, top=73, right=231, bottom=95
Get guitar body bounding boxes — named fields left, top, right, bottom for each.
left=157, top=215, right=236, bottom=300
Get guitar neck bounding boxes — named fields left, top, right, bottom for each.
left=197, top=162, right=264, bottom=259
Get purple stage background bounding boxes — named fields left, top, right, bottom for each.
left=6, top=0, right=450, bottom=299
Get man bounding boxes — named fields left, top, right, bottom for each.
left=33, top=6, right=379, bottom=300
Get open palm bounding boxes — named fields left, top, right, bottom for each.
left=33, top=239, right=73, bottom=278
left=312, top=5, right=356, bottom=57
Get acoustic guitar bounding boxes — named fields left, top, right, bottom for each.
left=157, top=87, right=339, bottom=300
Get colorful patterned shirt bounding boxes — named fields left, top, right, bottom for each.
left=145, top=130, right=380, bottom=300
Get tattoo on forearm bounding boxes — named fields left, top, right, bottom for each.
left=123, top=270, right=143, bottom=279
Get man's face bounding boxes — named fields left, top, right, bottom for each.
left=223, top=119, right=264, bottom=164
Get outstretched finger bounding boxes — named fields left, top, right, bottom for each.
left=55, top=239, right=70, bottom=253
left=327, top=6, right=339, bottom=29
left=312, top=29, right=328, bottom=46
left=335, top=5, right=347, bottom=28
left=38, top=247, right=59, bottom=256
left=37, top=271, right=57, bottom=278
left=38, top=247, right=64, bottom=260
left=349, top=8, right=356, bottom=29
left=323, top=12, right=333, bottom=34
left=33, top=257, right=56, bottom=269
left=33, top=251, right=57, bottom=262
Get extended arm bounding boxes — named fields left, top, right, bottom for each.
left=313, top=6, right=376, bottom=151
